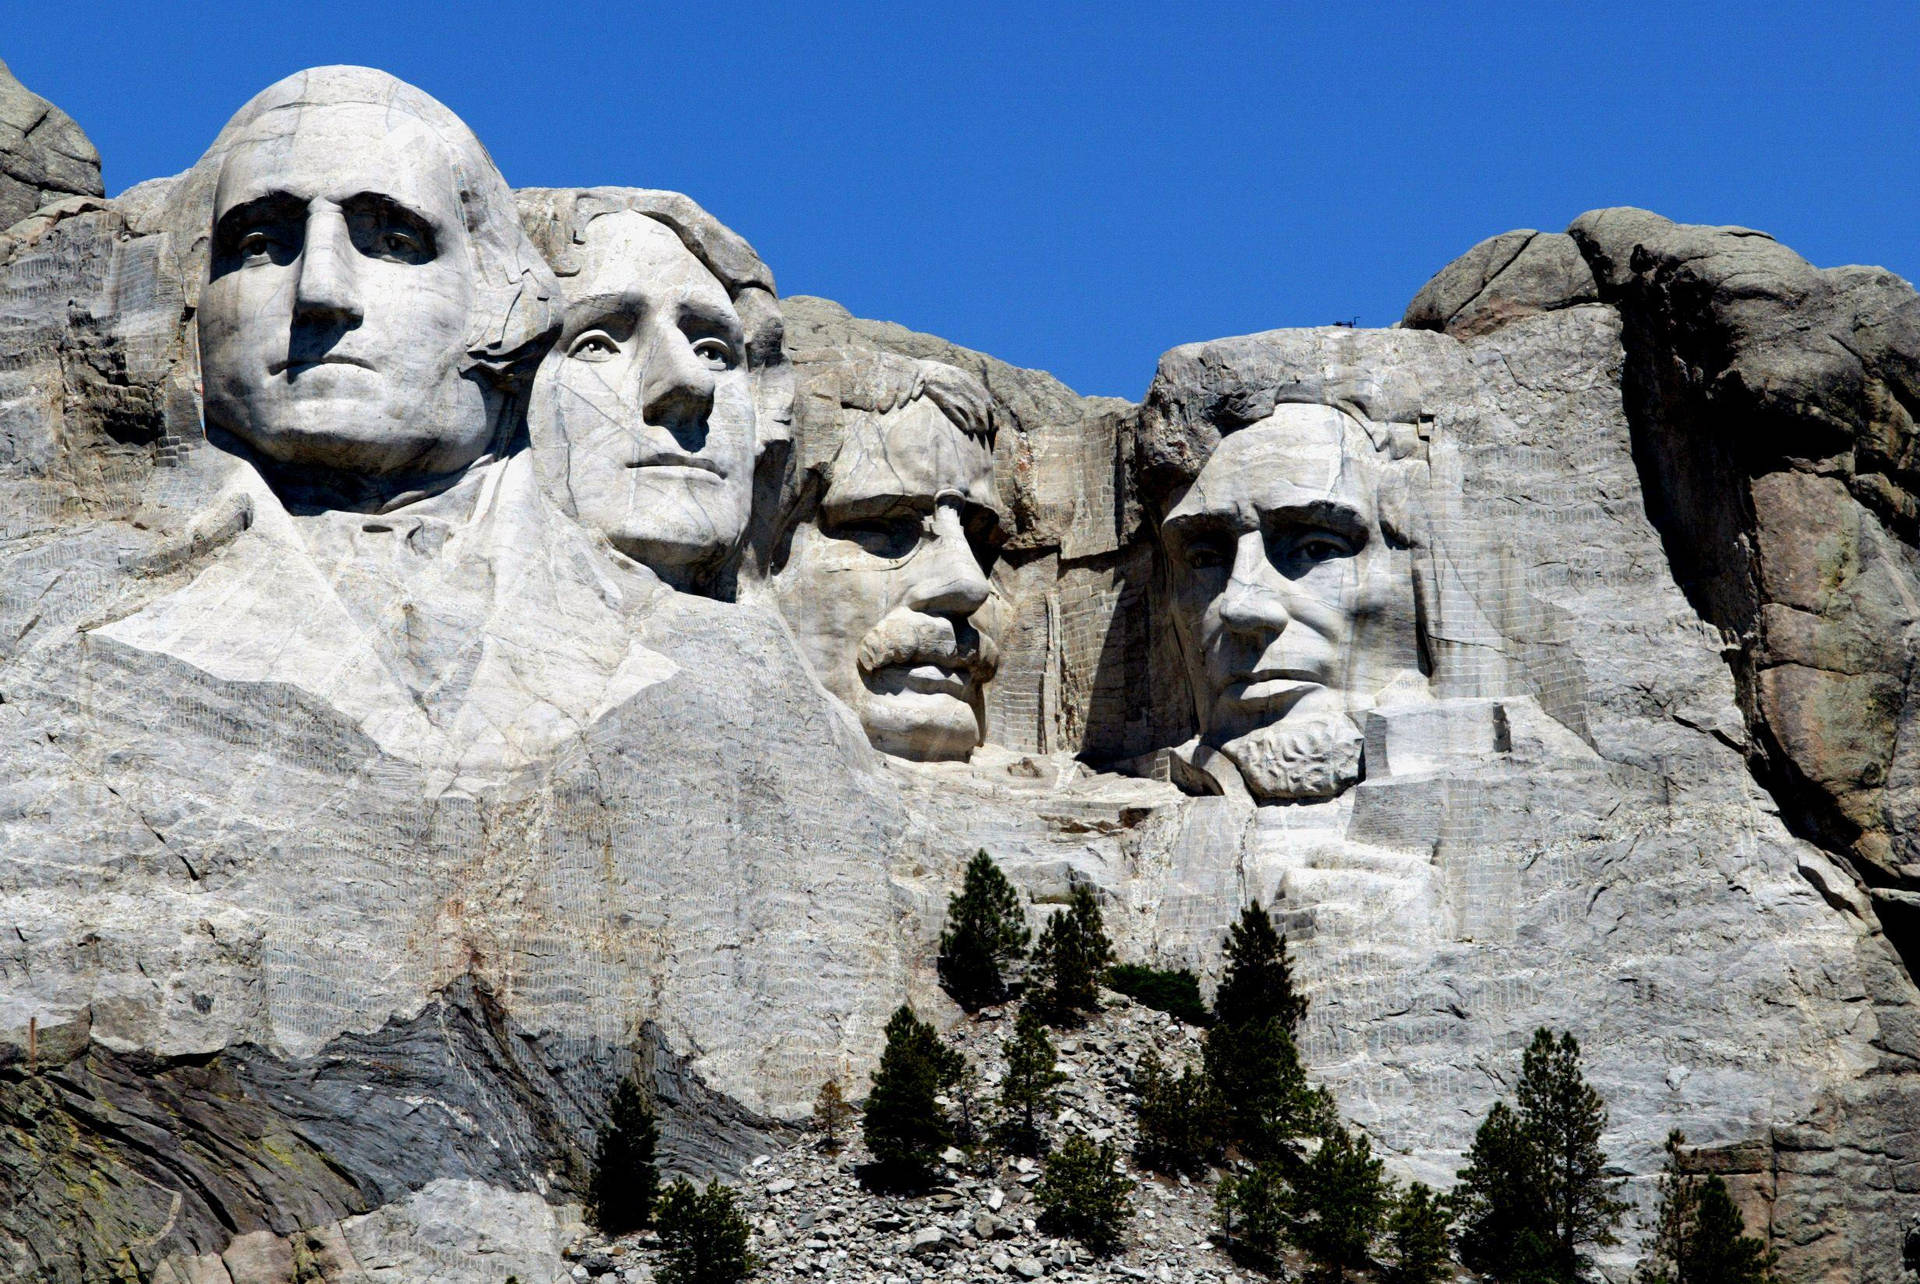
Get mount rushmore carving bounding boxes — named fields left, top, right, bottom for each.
left=4, top=62, right=1920, bottom=1281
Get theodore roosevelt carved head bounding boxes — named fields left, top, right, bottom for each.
left=770, top=353, right=1003, bottom=761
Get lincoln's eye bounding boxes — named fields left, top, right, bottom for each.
left=568, top=331, right=621, bottom=362
left=1294, top=532, right=1354, bottom=563
left=691, top=336, right=735, bottom=370
left=1183, top=536, right=1231, bottom=571
left=832, top=514, right=922, bottom=561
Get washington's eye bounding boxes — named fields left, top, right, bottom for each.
left=237, top=230, right=278, bottom=261
left=568, top=331, right=621, bottom=362
left=380, top=230, right=423, bottom=257
left=691, top=337, right=735, bottom=370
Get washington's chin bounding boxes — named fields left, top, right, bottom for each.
left=859, top=688, right=982, bottom=762
left=212, top=404, right=492, bottom=476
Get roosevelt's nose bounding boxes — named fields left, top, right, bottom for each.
left=292, top=206, right=363, bottom=328
left=1216, top=531, right=1292, bottom=639
left=904, top=504, right=990, bottom=618
left=640, top=329, right=716, bottom=443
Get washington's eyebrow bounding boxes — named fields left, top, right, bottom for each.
left=212, top=191, right=306, bottom=240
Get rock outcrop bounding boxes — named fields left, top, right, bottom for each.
left=2, top=64, right=1918, bottom=1284
left=0, top=58, right=101, bottom=232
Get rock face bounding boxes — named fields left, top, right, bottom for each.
left=2, top=63, right=1919, bottom=1283
left=0, top=58, right=102, bottom=232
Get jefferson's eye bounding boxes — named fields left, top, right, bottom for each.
left=691, top=337, right=735, bottom=370
left=568, top=331, right=621, bottom=362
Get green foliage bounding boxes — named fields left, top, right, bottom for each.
left=1107, top=963, right=1212, bottom=1025
left=1031, top=885, right=1115, bottom=1023
left=587, top=1073, right=659, bottom=1235
left=1203, top=1015, right=1332, bottom=1162
left=1637, top=1131, right=1774, bottom=1284
left=938, top=850, right=1031, bottom=1010
left=1287, top=1123, right=1391, bottom=1283
left=1035, top=1132, right=1133, bottom=1255
left=1131, top=1049, right=1224, bottom=1176
left=1213, top=901, right=1308, bottom=1035
left=1454, top=1029, right=1626, bottom=1283
left=655, top=1178, right=759, bottom=1284
left=811, top=1079, right=855, bottom=1154
left=1216, top=1160, right=1291, bottom=1269
left=999, top=1005, right=1066, bottom=1156
left=862, top=1005, right=963, bottom=1184
left=1382, top=1181, right=1455, bottom=1284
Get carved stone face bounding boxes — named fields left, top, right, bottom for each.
left=199, top=102, right=488, bottom=478
left=773, top=397, right=1001, bottom=761
left=530, top=211, right=755, bottom=585
left=1161, top=403, right=1415, bottom=798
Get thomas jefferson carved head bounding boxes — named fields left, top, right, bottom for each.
left=194, top=67, right=555, bottom=495
left=770, top=354, right=1003, bottom=761
left=518, top=188, right=790, bottom=593
left=1161, top=400, right=1425, bottom=799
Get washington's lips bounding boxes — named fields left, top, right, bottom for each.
left=270, top=354, right=376, bottom=376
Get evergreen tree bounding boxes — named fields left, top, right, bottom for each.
left=1637, top=1131, right=1773, bottom=1284
left=1031, top=884, right=1115, bottom=1022
left=862, top=1005, right=963, bottom=1184
left=1132, top=1049, right=1224, bottom=1176
left=1202, top=1015, right=1331, bottom=1162
left=951, top=1059, right=986, bottom=1151
left=1285, top=1122, right=1390, bottom=1284
left=1035, top=1132, right=1133, bottom=1255
left=1215, top=1160, right=1290, bottom=1269
left=938, top=850, right=1031, bottom=1010
left=587, top=1073, right=660, bottom=1235
left=1382, top=1181, right=1455, bottom=1284
left=1213, top=900, right=1307, bottom=1035
left=811, top=1079, right=855, bottom=1155
left=1684, top=1177, right=1773, bottom=1284
left=999, top=1004, right=1066, bottom=1155
left=1454, top=1100, right=1551, bottom=1279
left=1518, top=1029, right=1627, bottom=1281
left=655, top=1178, right=759, bottom=1284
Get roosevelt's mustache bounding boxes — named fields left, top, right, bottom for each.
left=858, top=613, right=1000, bottom=681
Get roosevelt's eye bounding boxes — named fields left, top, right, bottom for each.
left=691, top=336, right=735, bottom=371
left=568, top=331, right=621, bottom=362
left=832, top=514, right=922, bottom=561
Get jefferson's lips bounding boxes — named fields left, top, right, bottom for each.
left=626, top=452, right=722, bottom=476
left=270, top=355, right=376, bottom=375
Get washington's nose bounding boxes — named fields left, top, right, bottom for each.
left=292, top=207, right=363, bottom=328
left=905, top=507, right=991, bottom=618
left=641, top=332, right=716, bottom=439
left=1217, top=531, right=1292, bottom=638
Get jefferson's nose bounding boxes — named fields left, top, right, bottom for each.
left=1216, top=531, right=1292, bottom=639
left=292, top=206, right=363, bottom=328
left=905, top=505, right=990, bottom=618
left=640, top=330, right=715, bottom=434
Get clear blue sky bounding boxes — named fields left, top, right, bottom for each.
left=8, top=3, right=1915, bottom=398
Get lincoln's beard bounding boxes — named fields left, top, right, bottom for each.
left=1219, top=712, right=1364, bottom=801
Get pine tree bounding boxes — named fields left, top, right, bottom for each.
left=655, top=1178, right=759, bottom=1284
left=999, top=1004, right=1066, bottom=1155
left=1031, top=884, right=1115, bottom=1022
left=1202, top=1015, right=1330, bottom=1162
left=1215, top=1160, right=1290, bottom=1268
left=1637, top=1131, right=1773, bottom=1284
left=938, top=850, right=1031, bottom=1010
left=812, top=1079, right=855, bottom=1154
left=1454, top=1100, right=1551, bottom=1279
left=1035, top=1132, right=1133, bottom=1255
left=1132, top=1049, right=1224, bottom=1176
left=1685, top=1177, right=1773, bottom=1284
left=862, top=1005, right=963, bottom=1184
left=1518, top=1029, right=1627, bottom=1281
left=1382, top=1181, right=1454, bottom=1284
left=1285, top=1122, right=1390, bottom=1284
left=1213, top=900, right=1307, bottom=1035
left=587, top=1073, right=660, bottom=1235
